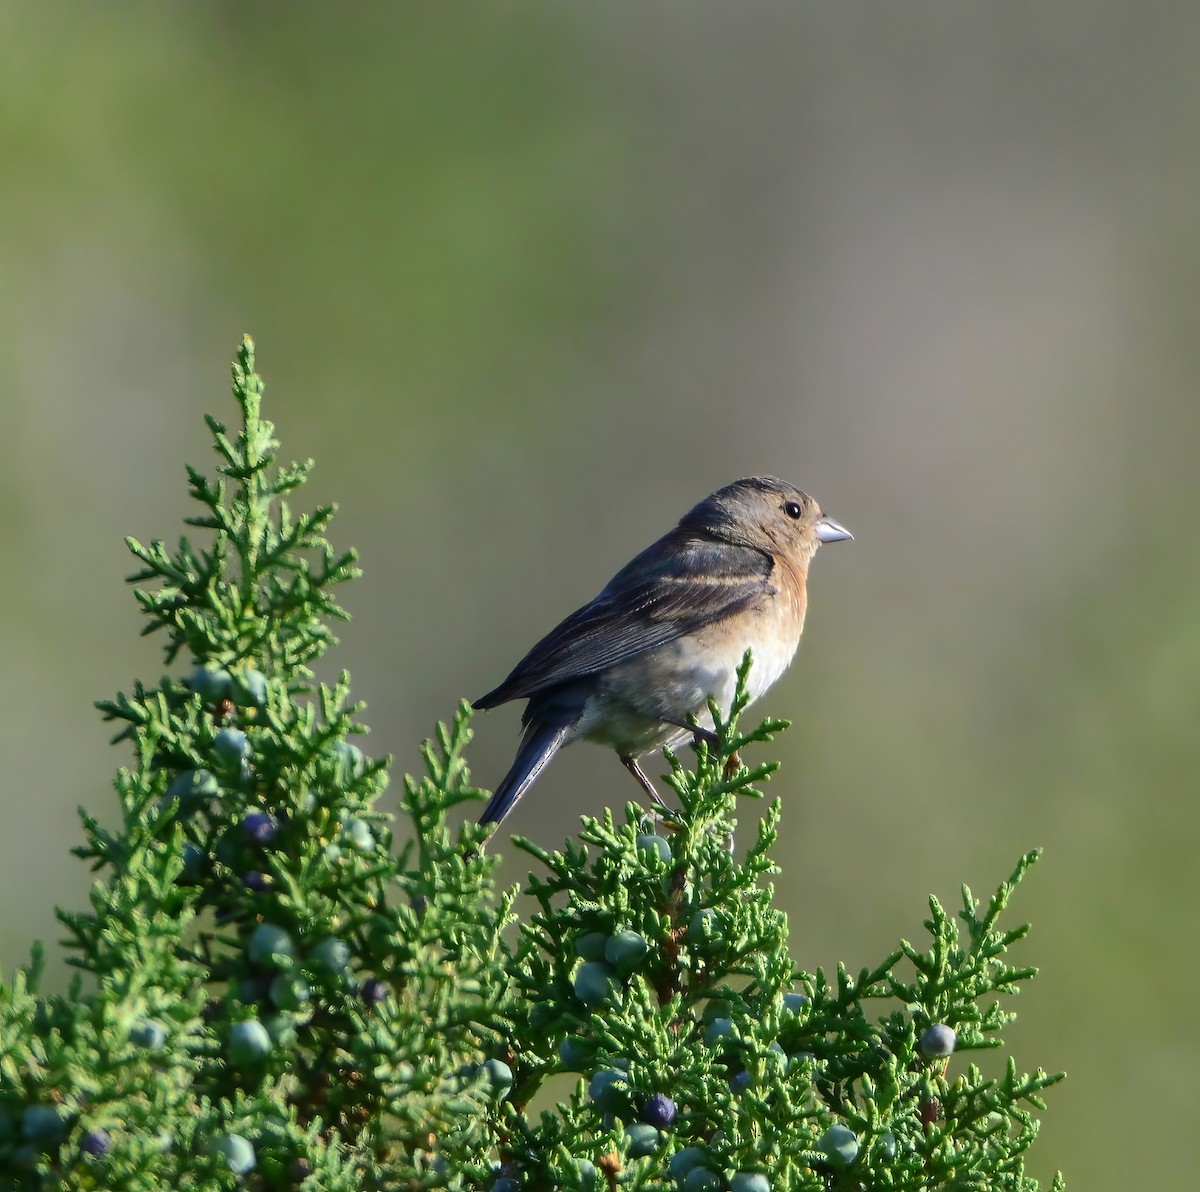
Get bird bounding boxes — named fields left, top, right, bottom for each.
left=472, top=476, right=851, bottom=828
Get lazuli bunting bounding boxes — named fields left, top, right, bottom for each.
left=473, top=477, right=851, bottom=827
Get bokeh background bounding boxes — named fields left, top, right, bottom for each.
left=3, top=4, right=1197, bottom=1187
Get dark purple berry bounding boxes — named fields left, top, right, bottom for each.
left=730, top=1069, right=751, bottom=1093
left=290, top=1157, right=312, bottom=1181
left=81, top=1128, right=111, bottom=1156
left=641, top=1092, right=677, bottom=1129
left=242, top=812, right=277, bottom=845
left=360, top=978, right=390, bottom=1006
left=242, top=870, right=270, bottom=892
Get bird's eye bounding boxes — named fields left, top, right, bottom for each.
left=783, top=500, right=804, bottom=519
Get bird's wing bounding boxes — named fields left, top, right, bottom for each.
left=473, top=534, right=774, bottom=707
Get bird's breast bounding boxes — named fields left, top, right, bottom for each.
left=579, top=575, right=808, bottom=755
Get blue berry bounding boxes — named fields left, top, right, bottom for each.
left=573, top=961, right=618, bottom=1006
left=130, top=1019, right=168, bottom=1049
left=21, top=1105, right=65, bottom=1144
left=481, top=1058, right=513, bottom=1097
left=231, top=666, right=268, bottom=708
left=167, top=768, right=219, bottom=803
left=242, top=870, right=270, bottom=892
left=214, top=1133, right=256, bottom=1176
left=179, top=841, right=206, bottom=881
left=703, top=1017, right=735, bottom=1046
left=818, top=1124, right=858, bottom=1167
left=344, top=818, right=375, bottom=851
left=574, top=931, right=610, bottom=962
left=262, top=1013, right=298, bottom=1046
left=624, top=1123, right=659, bottom=1157
left=188, top=666, right=232, bottom=702
left=9, top=1145, right=39, bottom=1170
left=731, top=1175, right=771, bottom=1192
left=635, top=834, right=672, bottom=865
left=667, top=1146, right=709, bottom=1180
left=334, top=740, right=367, bottom=779
left=605, top=928, right=648, bottom=977
left=558, top=1036, right=588, bottom=1070
left=268, top=973, right=311, bottom=1012
left=587, top=1068, right=629, bottom=1110
left=919, top=1023, right=957, bottom=1058
left=248, top=922, right=295, bottom=967
left=214, top=727, right=249, bottom=759
left=310, top=936, right=351, bottom=973
left=228, top=1019, right=272, bottom=1064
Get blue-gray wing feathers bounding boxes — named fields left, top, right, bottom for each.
left=473, top=532, right=774, bottom=709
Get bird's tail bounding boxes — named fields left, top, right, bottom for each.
left=478, top=718, right=572, bottom=828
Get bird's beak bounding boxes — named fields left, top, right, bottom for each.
left=815, top=515, right=853, bottom=544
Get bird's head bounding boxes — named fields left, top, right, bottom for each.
left=681, top=476, right=853, bottom=568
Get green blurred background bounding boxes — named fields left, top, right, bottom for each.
left=3, top=3, right=1197, bottom=1187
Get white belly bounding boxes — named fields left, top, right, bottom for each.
left=577, top=597, right=805, bottom=756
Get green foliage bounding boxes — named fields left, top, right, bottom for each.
left=0, top=341, right=1063, bottom=1189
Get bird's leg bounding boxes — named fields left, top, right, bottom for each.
left=665, top=721, right=741, bottom=775
left=692, top=725, right=742, bottom=777
left=621, top=755, right=669, bottom=808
